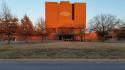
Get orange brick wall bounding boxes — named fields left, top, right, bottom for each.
left=59, top=1, right=74, bottom=28
left=45, top=1, right=88, bottom=40
left=74, top=3, right=86, bottom=30
left=45, top=1, right=86, bottom=29
left=45, top=2, right=58, bottom=28
left=85, top=32, right=99, bottom=41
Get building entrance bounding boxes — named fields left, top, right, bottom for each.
left=58, top=34, right=74, bottom=41
left=57, top=27, right=75, bottom=41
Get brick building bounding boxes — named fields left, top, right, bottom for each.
left=45, top=1, right=88, bottom=40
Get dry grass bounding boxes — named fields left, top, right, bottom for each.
left=1, top=41, right=125, bottom=48
left=0, top=41, right=124, bottom=59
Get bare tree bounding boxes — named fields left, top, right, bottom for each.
left=0, top=2, right=18, bottom=44
left=0, top=2, right=12, bottom=20
left=89, top=14, right=121, bottom=41
left=36, top=18, right=45, bottom=34
left=19, top=15, right=34, bottom=42
left=35, top=18, right=46, bottom=40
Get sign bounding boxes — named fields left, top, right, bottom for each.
left=60, top=11, right=71, bottom=16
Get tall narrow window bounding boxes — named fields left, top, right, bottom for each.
left=72, top=4, right=74, bottom=20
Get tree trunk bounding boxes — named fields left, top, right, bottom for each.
left=8, top=35, right=11, bottom=44
left=80, top=35, right=83, bottom=42
left=84, top=33, right=86, bottom=42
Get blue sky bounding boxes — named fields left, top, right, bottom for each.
left=0, top=0, right=125, bottom=26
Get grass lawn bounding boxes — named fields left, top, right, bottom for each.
left=0, top=41, right=125, bottom=59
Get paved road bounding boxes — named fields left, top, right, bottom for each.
left=0, top=60, right=125, bottom=70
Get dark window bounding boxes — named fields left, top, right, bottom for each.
left=72, top=4, right=74, bottom=20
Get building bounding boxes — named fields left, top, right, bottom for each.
left=45, top=1, right=87, bottom=40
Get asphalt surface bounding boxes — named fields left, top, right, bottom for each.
left=0, top=60, right=125, bottom=70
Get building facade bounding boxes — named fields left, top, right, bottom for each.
left=45, top=1, right=87, bottom=40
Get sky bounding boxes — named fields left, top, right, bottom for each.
left=0, top=0, right=125, bottom=26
